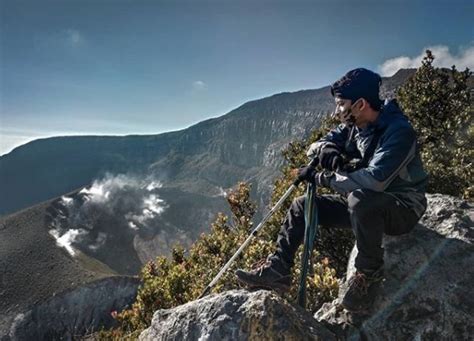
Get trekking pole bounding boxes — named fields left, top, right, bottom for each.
left=297, top=181, right=319, bottom=307
left=198, top=157, right=319, bottom=299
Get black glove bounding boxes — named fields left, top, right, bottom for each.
left=315, top=171, right=334, bottom=188
left=319, top=144, right=343, bottom=171
left=296, top=166, right=317, bottom=183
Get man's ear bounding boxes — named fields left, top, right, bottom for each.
left=359, top=98, right=368, bottom=111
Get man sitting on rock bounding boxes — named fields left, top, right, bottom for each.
left=235, top=68, right=428, bottom=312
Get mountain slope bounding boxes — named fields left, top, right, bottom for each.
left=0, top=196, right=116, bottom=333
left=0, top=70, right=415, bottom=217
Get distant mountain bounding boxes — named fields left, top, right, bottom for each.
left=0, top=69, right=415, bottom=218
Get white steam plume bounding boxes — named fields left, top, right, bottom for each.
left=49, top=173, right=167, bottom=256
left=213, top=186, right=228, bottom=198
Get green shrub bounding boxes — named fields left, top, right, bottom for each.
left=397, top=50, right=473, bottom=199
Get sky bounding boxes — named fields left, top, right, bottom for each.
left=1, top=0, right=473, bottom=156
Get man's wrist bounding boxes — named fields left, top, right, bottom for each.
left=315, top=171, right=334, bottom=188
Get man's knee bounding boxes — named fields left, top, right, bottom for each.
left=347, top=189, right=383, bottom=217
left=291, top=194, right=330, bottom=213
left=290, top=195, right=305, bottom=215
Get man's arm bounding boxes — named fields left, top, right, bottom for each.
left=328, top=125, right=417, bottom=194
left=306, top=124, right=350, bottom=159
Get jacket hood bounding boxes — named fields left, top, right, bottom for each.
left=370, top=99, right=406, bottom=131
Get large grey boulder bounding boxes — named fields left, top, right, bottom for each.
left=315, top=194, right=474, bottom=340
left=139, top=290, right=336, bottom=341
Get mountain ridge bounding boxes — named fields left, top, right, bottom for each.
left=0, top=69, right=416, bottom=218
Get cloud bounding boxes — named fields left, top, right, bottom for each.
left=379, top=44, right=474, bottom=76
left=63, top=29, right=84, bottom=47
left=192, top=80, right=207, bottom=90
left=34, top=28, right=85, bottom=50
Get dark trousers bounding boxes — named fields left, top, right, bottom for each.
left=273, top=189, right=420, bottom=271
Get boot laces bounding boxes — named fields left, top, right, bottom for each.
left=348, top=271, right=369, bottom=295
left=250, top=258, right=272, bottom=276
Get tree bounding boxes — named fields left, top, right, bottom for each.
left=397, top=50, right=473, bottom=199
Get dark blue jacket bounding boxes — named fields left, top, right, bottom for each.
left=318, top=100, right=428, bottom=217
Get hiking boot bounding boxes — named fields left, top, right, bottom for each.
left=341, top=267, right=384, bottom=312
left=235, top=256, right=292, bottom=294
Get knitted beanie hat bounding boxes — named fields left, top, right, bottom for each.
left=331, top=68, right=383, bottom=110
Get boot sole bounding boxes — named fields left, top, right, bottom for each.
left=340, top=300, right=370, bottom=313
left=248, top=283, right=290, bottom=295
left=235, top=276, right=290, bottom=294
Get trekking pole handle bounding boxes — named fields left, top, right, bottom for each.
left=198, top=157, right=319, bottom=299
left=292, top=157, right=319, bottom=186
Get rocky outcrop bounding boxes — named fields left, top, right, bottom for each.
left=315, top=194, right=474, bottom=340
left=139, top=290, right=336, bottom=341
left=139, top=194, right=473, bottom=340
left=6, top=276, right=140, bottom=341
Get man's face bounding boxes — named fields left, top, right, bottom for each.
left=333, top=97, right=358, bottom=126
left=333, top=96, right=379, bottom=128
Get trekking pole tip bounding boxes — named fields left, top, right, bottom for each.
left=198, top=286, right=211, bottom=299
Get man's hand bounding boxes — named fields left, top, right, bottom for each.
left=306, top=142, right=320, bottom=159
left=296, top=167, right=334, bottom=188
left=319, top=144, right=343, bottom=171
left=315, top=171, right=334, bottom=188
left=296, top=166, right=317, bottom=184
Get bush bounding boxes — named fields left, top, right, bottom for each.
left=397, top=50, right=473, bottom=199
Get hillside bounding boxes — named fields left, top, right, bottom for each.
left=0, top=197, right=116, bottom=334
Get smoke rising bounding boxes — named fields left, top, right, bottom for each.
left=48, top=173, right=168, bottom=257
left=214, top=186, right=228, bottom=198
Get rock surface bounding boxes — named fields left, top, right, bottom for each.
left=139, top=290, right=336, bottom=341
left=315, top=194, right=474, bottom=340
